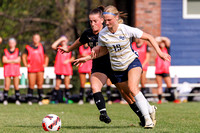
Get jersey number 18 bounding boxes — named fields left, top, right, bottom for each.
left=113, top=44, right=121, bottom=52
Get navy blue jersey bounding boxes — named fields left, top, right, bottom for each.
left=79, top=28, right=110, bottom=68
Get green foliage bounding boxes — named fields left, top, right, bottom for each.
left=0, top=0, right=115, bottom=91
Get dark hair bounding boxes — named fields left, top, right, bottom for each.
left=89, top=5, right=105, bottom=17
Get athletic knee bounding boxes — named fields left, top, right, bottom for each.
left=91, top=85, right=101, bottom=93
left=128, top=85, right=139, bottom=92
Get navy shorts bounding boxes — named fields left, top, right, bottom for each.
left=92, top=65, right=118, bottom=84
left=113, top=58, right=142, bottom=83
left=156, top=73, right=170, bottom=78
left=56, top=74, right=70, bottom=80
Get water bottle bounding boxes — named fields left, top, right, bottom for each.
left=173, top=75, right=179, bottom=84
left=45, top=75, right=50, bottom=84
left=20, top=73, right=26, bottom=85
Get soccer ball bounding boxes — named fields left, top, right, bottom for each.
left=42, top=114, right=61, bottom=131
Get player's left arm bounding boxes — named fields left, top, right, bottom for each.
left=140, top=32, right=171, bottom=62
left=44, top=54, right=49, bottom=67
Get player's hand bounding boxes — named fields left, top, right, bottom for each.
left=90, top=50, right=97, bottom=59
left=73, top=56, right=92, bottom=67
left=43, top=64, right=48, bottom=67
left=63, top=60, right=69, bottom=64
left=59, top=36, right=68, bottom=41
left=27, top=64, right=31, bottom=68
left=155, top=36, right=162, bottom=43
left=57, top=46, right=69, bottom=54
left=13, top=58, right=20, bottom=63
left=159, top=52, right=171, bottom=62
left=73, top=59, right=84, bottom=67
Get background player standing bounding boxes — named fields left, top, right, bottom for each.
left=2, top=38, right=21, bottom=105
left=155, top=36, right=171, bottom=104
left=22, top=34, right=49, bottom=105
left=132, top=39, right=150, bottom=94
left=77, top=43, right=93, bottom=105
left=51, top=36, right=74, bottom=104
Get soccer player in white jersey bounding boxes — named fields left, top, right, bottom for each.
left=74, top=5, right=171, bottom=129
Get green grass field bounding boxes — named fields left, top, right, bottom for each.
left=0, top=102, right=199, bottom=133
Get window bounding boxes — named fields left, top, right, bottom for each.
left=183, top=0, right=200, bottom=19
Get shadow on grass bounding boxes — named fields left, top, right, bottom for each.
left=6, top=124, right=139, bottom=129
left=61, top=125, right=138, bottom=129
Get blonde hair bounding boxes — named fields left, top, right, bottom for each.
left=104, top=5, right=127, bottom=24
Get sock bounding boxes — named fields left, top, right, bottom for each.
left=53, top=89, right=58, bottom=101
left=134, top=91, right=151, bottom=120
left=93, top=92, right=106, bottom=114
left=88, top=88, right=93, bottom=101
left=145, top=99, right=153, bottom=113
left=79, top=87, right=84, bottom=100
left=38, top=89, right=44, bottom=101
left=15, top=90, right=20, bottom=101
left=129, top=103, right=145, bottom=125
left=158, top=94, right=162, bottom=100
left=27, top=88, right=33, bottom=102
left=65, top=89, right=70, bottom=99
left=3, top=90, right=8, bottom=101
left=106, top=86, right=111, bottom=101
left=141, top=87, right=146, bottom=95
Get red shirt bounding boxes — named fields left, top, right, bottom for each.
left=54, top=46, right=73, bottom=75
left=25, top=43, right=45, bottom=72
left=3, top=48, right=20, bottom=77
left=132, top=42, right=149, bottom=71
left=78, top=45, right=92, bottom=73
left=155, top=47, right=170, bottom=74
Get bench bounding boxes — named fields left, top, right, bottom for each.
left=0, top=66, right=200, bottom=97
left=0, top=67, right=73, bottom=89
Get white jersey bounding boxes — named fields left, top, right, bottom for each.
left=98, top=24, right=143, bottom=71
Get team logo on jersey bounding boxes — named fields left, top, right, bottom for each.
left=119, top=36, right=125, bottom=40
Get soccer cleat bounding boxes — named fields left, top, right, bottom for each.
left=139, top=116, right=145, bottom=127
left=144, top=118, right=154, bottom=129
left=38, top=101, right=43, bottom=105
left=99, top=113, right=111, bottom=124
left=173, top=99, right=180, bottom=103
left=16, top=100, right=21, bottom=105
left=157, top=100, right=162, bottom=104
left=107, top=100, right=112, bottom=105
left=89, top=100, right=95, bottom=105
left=150, top=105, right=157, bottom=126
left=78, top=100, right=84, bottom=105
left=28, top=101, right=32, bottom=105
left=3, top=100, right=8, bottom=105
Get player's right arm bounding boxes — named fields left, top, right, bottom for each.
left=92, top=45, right=108, bottom=59
left=58, top=38, right=83, bottom=53
left=73, top=46, right=108, bottom=66
left=52, top=36, right=68, bottom=50
left=2, top=56, right=15, bottom=63
left=22, top=53, right=29, bottom=67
